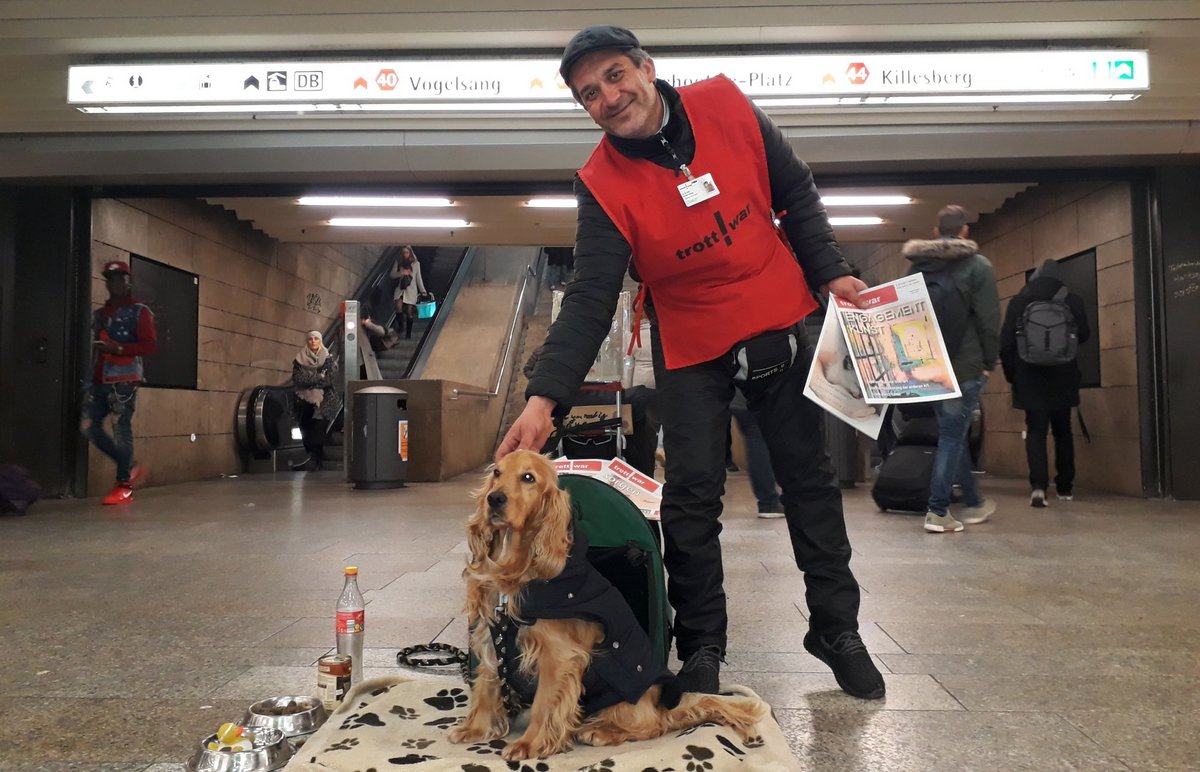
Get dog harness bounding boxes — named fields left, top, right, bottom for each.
left=489, top=529, right=680, bottom=716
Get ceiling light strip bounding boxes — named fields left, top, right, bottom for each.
left=329, top=217, right=470, bottom=228
left=525, top=198, right=578, bottom=208
left=822, top=195, right=912, bottom=206
left=829, top=217, right=885, bottom=226
left=299, top=196, right=454, bottom=207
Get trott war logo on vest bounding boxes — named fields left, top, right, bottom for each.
left=674, top=203, right=752, bottom=260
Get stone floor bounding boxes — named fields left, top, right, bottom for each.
left=2, top=467, right=1198, bottom=771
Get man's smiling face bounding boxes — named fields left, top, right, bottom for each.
left=569, top=50, right=663, bottom=140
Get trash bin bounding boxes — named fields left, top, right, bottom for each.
left=350, top=386, right=408, bottom=490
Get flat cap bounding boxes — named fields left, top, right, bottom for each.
left=559, top=25, right=641, bottom=83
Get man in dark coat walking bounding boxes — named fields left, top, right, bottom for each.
left=1000, top=258, right=1091, bottom=507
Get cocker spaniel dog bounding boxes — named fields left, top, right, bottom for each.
left=448, top=450, right=767, bottom=761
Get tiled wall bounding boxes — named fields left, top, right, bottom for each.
left=88, top=198, right=388, bottom=495
left=845, top=181, right=1141, bottom=496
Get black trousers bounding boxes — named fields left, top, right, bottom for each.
left=622, top=385, right=661, bottom=478
left=1025, top=408, right=1074, bottom=493
left=297, top=402, right=327, bottom=464
left=651, top=324, right=861, bottom=659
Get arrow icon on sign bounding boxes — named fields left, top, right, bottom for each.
left=82, top=80, right=95, bottom=94
left=244, top=75, right=260, bottom=90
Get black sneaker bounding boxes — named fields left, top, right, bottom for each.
left=803, top=630, right=885, bottom=699
left=676, top=645, right=722, bottom=694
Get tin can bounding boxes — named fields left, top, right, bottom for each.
left=317, top=654, right=352, bottom=712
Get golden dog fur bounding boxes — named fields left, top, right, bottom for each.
left=447, top=450, right=767, bottom=761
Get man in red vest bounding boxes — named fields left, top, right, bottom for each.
left=497, top=25, right=883, bottom=700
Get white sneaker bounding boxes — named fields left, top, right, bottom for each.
left=924, top=511, right=964, bottom=533
left=756, top=505, right=786, bottom=520
left=1030, top=489, right=1047, bottom=508
left=961, top=498, right=996, bottom=525
left=1056, top=491, right=1074, bottom=501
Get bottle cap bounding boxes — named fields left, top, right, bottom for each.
left=344, top=566, right=358, bottom=575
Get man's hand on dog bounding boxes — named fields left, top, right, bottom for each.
left=495, top=396, right=556, bottom=462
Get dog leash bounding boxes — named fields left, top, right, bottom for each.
left=395, top=642, right=470, bottom=681
left=394, top=630, right=527, bottom=717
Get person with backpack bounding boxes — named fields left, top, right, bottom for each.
left=903, top=205, right=1001, bottom=533
left=1000, top=258, right=1091, bottom=507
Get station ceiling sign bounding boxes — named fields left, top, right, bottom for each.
left=68, top=50, right=1148, bottom=114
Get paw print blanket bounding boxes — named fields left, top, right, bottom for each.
left=285, top=675, right=800, bottom=771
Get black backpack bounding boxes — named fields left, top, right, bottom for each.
left=921, top=266, right=969, bottom=357
left=1017, top=286, right=1078, bottom=365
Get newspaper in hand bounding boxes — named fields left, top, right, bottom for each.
left=831, top=274, right=961, bottom=404
left=803, top=303, right=888, bottom=439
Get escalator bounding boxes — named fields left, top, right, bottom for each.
left=233, top=245, right=470, bottom=470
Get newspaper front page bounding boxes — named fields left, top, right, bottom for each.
left=803, top=303, right=888, bottom=439
left=830, top=275, right=961, bottom=404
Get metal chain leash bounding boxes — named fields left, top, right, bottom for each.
left=395, top=642, right=469, bottom=682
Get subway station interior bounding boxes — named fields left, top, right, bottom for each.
left=2, top=3, right=1200, bottom=770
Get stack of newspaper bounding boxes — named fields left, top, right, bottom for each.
left=804, top=274, right=960, bottom=439
left=552, top=457, right=663, bottom=520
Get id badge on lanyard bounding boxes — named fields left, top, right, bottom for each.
left=675, top=161, right=720, bottom=208
left=676, top=172, right=720, bottom=208
left=676, top=164, right=720, bottom=208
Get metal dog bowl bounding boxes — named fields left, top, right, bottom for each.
left=242, top=695, right=328, bottom=740
left=185, top=726, right=292, bottom=772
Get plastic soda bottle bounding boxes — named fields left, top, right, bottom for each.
left=336, top=566, right=365, bottom=686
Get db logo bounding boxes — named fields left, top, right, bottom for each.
left=846, top=62, right=869, bottom=85
left=376, top=69, right=399, bottom=91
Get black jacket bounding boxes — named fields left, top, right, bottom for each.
left=527, top=80, right=851, bottom=410
left=1000, top=276, right=1091, bottom=411
left=500, top=529, right=679, bottom=716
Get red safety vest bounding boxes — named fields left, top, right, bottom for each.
left=580, top=75, right=817, bottom=370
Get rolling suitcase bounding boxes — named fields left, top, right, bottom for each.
left=871, top=445, right=936, bottom=513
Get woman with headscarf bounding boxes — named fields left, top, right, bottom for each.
left=292, top=330, right=342, bottom=471
left=388, top=245, right=429, bottom=339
